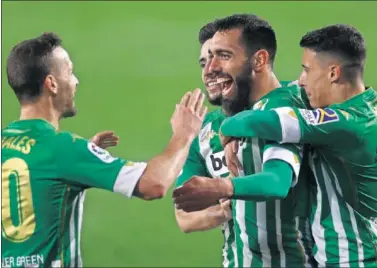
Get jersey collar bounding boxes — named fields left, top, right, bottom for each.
left=6, top=118, right=57, bottom=133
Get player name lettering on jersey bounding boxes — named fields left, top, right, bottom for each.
left=1, top=135, right=36, bottom=154
left=2, top=254, right=44, bottom=268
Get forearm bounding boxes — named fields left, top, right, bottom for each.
left=175, top=205, right=230, bottom=233
left=220, top=110, right=283, bottom=142
left=135, top=134, right=194, bottom=200
left=231, top=160, right=293, bottom=201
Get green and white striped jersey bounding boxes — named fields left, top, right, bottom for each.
left=177, top=83, right=315, bottom=268
left=274, top=88, right=377, bottom=267
left=177, top=109, right=238, bottom=267
left=2, top=119, right=147, bottom=267
left=233, top=85, right=315, bottom=268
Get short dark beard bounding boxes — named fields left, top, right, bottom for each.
left=60, top=106, right=77, bottom=119
left=206, top=92, right=222, bottom=106
left=222, top=63, right=252, bottom=116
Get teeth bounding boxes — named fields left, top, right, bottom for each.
left=208, top=78, right=231, bottom=87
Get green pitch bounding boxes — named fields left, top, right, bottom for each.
left=2, top=1, right=377, bottom=266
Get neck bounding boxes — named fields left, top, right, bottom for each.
left=249, top=71, right=281, bottom=104
left=331, top=80, right=365, bottom=104
left=19, top=98, right=60, bottom=130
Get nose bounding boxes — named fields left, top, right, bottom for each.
left=207, top=57, right=221, bottom=74
left=298, top=71, right=306, bottom=88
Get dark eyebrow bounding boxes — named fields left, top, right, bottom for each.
left=213, top=48, right=233, bottom=55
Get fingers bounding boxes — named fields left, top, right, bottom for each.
left=232, top=140, right=239, bottom=154
left=96, top=131, right=114, bottom=138
left=194, top=90, right=205, bottom=114
left=91, top=131, right=119, bottom=149
left=200, top=106, right=208, bottom=120
left=98, top=140, right=119, bottom=149
left=227, top=160, right=239, bottom=177
left=187, top=88, right=201, bottom=110
left=172, top=184, right=189, bottom=198
left=225, top=141, right=242, bottom=177
left=175, top=200, right=214, bottom=212
left=220, top=199, right=231, bottom=206
left=187, top=89, right=206, bottom=115
left=180, top=92, right=192, bottom=106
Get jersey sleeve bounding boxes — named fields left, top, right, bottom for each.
left=273, top=106, right=362, bottom=147
left=262, top=142, right=303, bottom=187
left=55, top=132, right=147, bottom=198
left=175, top=137, right=209, bottom=187
left=258, top=96, right=304, bottom=187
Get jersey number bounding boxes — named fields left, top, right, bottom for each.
left=2, top=158, right=36, bottom=242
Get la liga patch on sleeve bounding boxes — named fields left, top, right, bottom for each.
left=298, top=108, right=339, bottom=125
left=87, top=142, right=118, bottom=163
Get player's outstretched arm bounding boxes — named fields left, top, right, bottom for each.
left=173, top=160, right=293, bottom=212
left=57, top=89, right=207, bottom=202
left=133, top=89, right=207, bottom=200
left=173, top=142, right=302, bottom=212
left=175, top=200, right=231, bottom=233
left=219, top=109, right=283, bottom=145
left=220, top=106, right=361, bottom=147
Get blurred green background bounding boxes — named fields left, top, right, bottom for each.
left=2, top=1, right=376, bottom=267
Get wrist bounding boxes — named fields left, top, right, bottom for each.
left=170, top=133, right=194, bottom=147
left=215, top=178, right=234, bottom=199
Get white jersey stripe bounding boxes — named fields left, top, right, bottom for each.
left=69, top=195, right=79, bottom=268
left=321, top=163, right=349, bottom=267
left=235, top=153, right=252, bottom=267
left=327, top=163, right=364, bottom=268
left=275, top=200, right=286, bottom=267
left=77, top=191, right=86, bottom=268
left=252, top=138, right=272, bottom=267
left=295, top=217, right=311, bottom=268
left=222, top=222, right=230, bottom=268
left=310, top=157, right=327, bottom=266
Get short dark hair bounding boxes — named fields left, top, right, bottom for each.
left=213, top=14, right=277, bottom=63
left=6, top=32, right=62, bottom=103
left=198, top=21, right=216, bottom=45
left=300, top=24, right=366, bottom=82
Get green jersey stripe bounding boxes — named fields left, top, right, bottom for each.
left=251, top=138, right=273, bottom=267
left=59, top=186, right=71, bottom=267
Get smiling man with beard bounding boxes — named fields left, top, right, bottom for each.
left=175, top=21, right=237, bottom=268
left=173, top=14, right=316, bottom=268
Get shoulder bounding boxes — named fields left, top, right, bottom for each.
left=262, top=85, right=306, bottom=110
left=54, top=132, right=91, bottom=152
left=202, top=108, right=224, bottom=126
